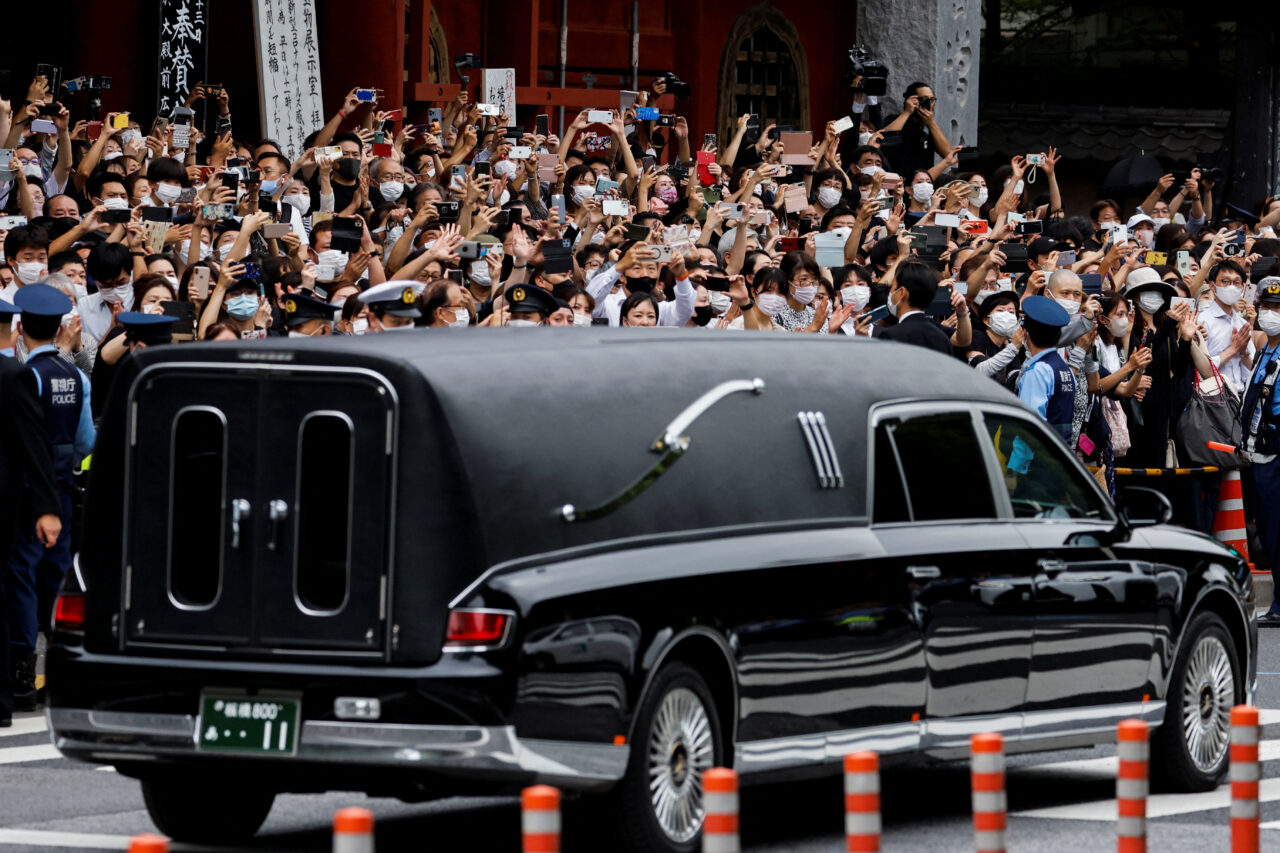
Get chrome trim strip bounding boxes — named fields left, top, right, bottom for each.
left=814, top=412, right=843, bottom=488
left=796, top=412, right=829, bottom=488
left=655, top=377, right=765, bottom=453
left=736, top=721, right=921, bottom=775
left=48, top=709, right=627, bottom=790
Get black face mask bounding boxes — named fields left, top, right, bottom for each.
left=336, top=157, right=361, bottom=180
left=626, top=275, right=657, bottom=293
left=693, top=305, right=714, bottom=326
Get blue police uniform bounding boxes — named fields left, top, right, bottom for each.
left=1016, top=296, right=1077, bottom=444
left=0, top=300, right=19, bottom=359
left=1244, top=331, right=1280, bottom=623
left=5, top=287, right=95, bottom=679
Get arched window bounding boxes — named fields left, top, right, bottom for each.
left=717, top=5, right=811, bottom=147
left=405, top=1, right=451, bottom=84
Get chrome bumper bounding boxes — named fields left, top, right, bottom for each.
left=47, top=707, right=629, bottom=791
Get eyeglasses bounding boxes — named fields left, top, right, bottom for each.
left=793, top=276, right=820, bottom=286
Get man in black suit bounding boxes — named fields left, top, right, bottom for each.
left=880, top=260, right=957, bottom=355
left=0, top=353, right=62, bottom=727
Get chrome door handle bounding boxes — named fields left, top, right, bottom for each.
left=267, top=499, right=289, bottom=551
left=230, top=499, right=250, bottom=549
left=1038, top=559, right=1068, bottom=575
left=906, top=565, right=941, bottom=580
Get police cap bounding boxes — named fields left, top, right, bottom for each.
left=506, top=283, right=558, bottom=317
left=358, top=280, right=424, bottom=319
left=1258, top=277, right=1280, bottom=306
left=282, top=292, right=340, bottom=327
left=117, top=311, right=178, bottom=345
left=13, top=283, right=71, bottom=318
left=0, top=299, right=21, bottom=321
left=1020, top=294, right=1069, bottom=329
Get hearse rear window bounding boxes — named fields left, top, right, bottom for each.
left=168, top=407, right=226, bottom=608
left=295, top=413, right=354, bottom=613
left=873, top=412, right=996, bottom=523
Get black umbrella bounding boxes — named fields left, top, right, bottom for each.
left=1101, top=155, right=1165, bottom=196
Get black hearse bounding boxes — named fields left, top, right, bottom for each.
left=48, top=330, right=1255, bottom=852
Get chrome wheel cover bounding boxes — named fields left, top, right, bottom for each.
left=647, top=687, right=715, bottom=843
left=1181, top=634, right=1234, bottom=772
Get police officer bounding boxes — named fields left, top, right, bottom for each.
left=0, top=300, right=20, bottom=358
left=1016, top=295, right=1077, bottom=444
left=282, top=293, right=339, bottom=338
left=1244, top=281, right=1280, bottom=625
left=505, top=283, right=558, bottom=326
left=6, top=284, right=94, bottom=710
left=358, top=281, right=425, bottom=332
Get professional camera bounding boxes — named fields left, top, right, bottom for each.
left=653, top=72, right=691, bottom=100
left=846, top=45, right=889, bottom=97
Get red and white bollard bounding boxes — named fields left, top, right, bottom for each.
left=844, top=751, right=881, bottom=852
left=702, top=767, right=740, bottom=853
left=127, top=835, right=168, bottom=853
left=521, top=785, right=561, bottom=853
left=332, top=807, right=374, bottom=853
left=1231, top=705, right=1261, bottom=853
left=970, top=733, right=1006, bottom=853
left=1116, top=719, right=1149, bottom=853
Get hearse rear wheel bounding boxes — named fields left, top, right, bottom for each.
left=141, top=771, right=275, bottom=842
left=1152, top=611, right=1240, bottom=792
left=611, top=662, right=724, bottom=853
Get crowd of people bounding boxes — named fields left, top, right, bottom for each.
left=2, top=64, right=1280, bottom=721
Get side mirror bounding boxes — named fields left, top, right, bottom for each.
left=1117, top=486, right=1173, bottom=528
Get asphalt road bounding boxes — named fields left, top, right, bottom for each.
left=2, top=622, right=1279, bottom=852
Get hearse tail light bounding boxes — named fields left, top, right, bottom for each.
left=54, top=591, right=86, bottom=635
left=444, top=608, right=515, bottom=651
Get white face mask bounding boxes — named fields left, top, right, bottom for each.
left=572, top=185, right=595, bottom=204
left=379, top=181, right=405, bottom=201
left=351, top=318, right=369, bottom=335
left=102, top=197, right=130, bottom=211
left=1151, top=217, right=1170, bottom=230
left=1108, top=316, right=1130, bottom=336
left=1215, top=284, right=1244, bottom=306
left=1138, top=291, right=1166, bottom=314
left=1259, top=309, right=1280, bottom=337
left=572, top=312, right=592, bottom=327
left=69, top=282, right=87, bottom=301
left=996, top=278, right=1014, bottom=292
left=288, top=329, right=323, bottom=338
left=381, top=322, right=417, bottom=332
left=756, top=293, right=787, bottom=317
left=988, top=311, right=1019, bottom=338
left=791, top=284, right=818, bottom=305
left=14, top=262, right=46, bottom=285
left=841, top=284, right=870, bottom=311
left=1136, top=229, right=1155, bottom=249
left=469, top=260, right=492, bottom=288
left=22, top=163, right=43, bottom=180
left=689, top=228, right=702, bottom=243
left=1054, top=296, right=1080, bottom=316
left=101, top=279, right=133, bottom=304
left=447, top=308, right=469, bottom=328
left=318, top=249, right=348, bottom=271
left=888, top=287, right=904, bottom=317
left=181, top=239, right=212, bottom=261
left=164, top=275, right=179, bottom=289
left=974, top=290, right=990, bottom=306
left=708, top=291, right=733, bottom=314
left=217, top=243, right=235, bottom=261
left=508, top=318, right=539, bottom=327
left=859, top=166, right=883, bottom=177
left=858, top=132, right=873, bottom=146
left=154, top=183, right=183, bottom=204
left=817, top=187, right=843, bottom=209
left=911, top=182, right=935, bottom=203
left=493, top=159, right=519, bottom=180
left=284, top=194, right=311, bottom=215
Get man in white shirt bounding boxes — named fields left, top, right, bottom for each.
left=78, top=243, right=135, bottom=348
left=586, top=242, right=695, bottom=327
left=1199, top=260, right=1255, bottom=393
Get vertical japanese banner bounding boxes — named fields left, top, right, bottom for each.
left=481, top=68, right=517, bottom=119
left=252, top=0, right=324, bottom=160
left=157, top=0, right=208, bottom=120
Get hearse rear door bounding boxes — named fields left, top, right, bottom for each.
left=125, top=365, right=396, bottom=655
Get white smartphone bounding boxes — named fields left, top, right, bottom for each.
left=831, top=116, right=855, bottom=134
left=602, top=199, right=629, bottom=216
left=587, top=110, right=614, bottom=124
left=477, top=103, right=500, bottom=116
left=509, top=145, right=532, bottom=160
left=935, top=213, right=961, bottom=228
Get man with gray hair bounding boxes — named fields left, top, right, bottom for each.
left=1043, top=268, right=1102, bottom=448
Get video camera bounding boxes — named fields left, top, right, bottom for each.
left=653, top=72, right=691, bottom=100
left=845, top=45, right=889, bottom=97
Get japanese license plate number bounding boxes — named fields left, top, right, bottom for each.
left=197, top=693, right=300, bottom=755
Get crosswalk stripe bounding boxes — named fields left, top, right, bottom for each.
left=1014, top=776, right=1280, bottom=821
left=1023, top=738, right=1280, bottom=779
left=0, top=716, right=47, bottom=738
left=0, top=744, right=62, bottom=765
left=0, top=828, right=236, bottom=851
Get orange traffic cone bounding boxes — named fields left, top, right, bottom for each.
left=128, top=836, right=167, bottom=853
left=1213, top=470, right=1252, bottom=568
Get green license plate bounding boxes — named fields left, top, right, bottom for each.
left=197, top=693, right=300, bottom=755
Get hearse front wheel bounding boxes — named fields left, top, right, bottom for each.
left=1152, top=611, right=1240, bottom=792
left=141, top=772, right=275, bottom=842
left=612, top=662, right=724, bottom=853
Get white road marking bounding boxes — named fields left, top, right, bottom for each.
left=0, top=744, right=62, bottom=765
left=0, top=828, right=237, bottom=850
left=0, top=716, right=47, bottom=738
left=1015, top=777, right=1280, bottom=821
left=1021, top=738, right=1280, bottom=779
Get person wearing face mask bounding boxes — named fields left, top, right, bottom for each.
left=906, top=170, right=935, bottom=220
left=281, top=292, right=338, bottom=337
left=1242, top=281, right=1280, bottom=625
left=957, top=173, right=989, bottom=219
left=964, top=291, right=1023, bottom=382
left=1198, top=260, right=1255, bottom=393
left=420, top=280, right=472, bottom=329
left=772, top=253, right=830, bottom=332
left=566, top=289, right=596, bottom=327
left=371, top=158, right=407, bottom=204
left=2, top=225, right=51, bottom=301
left=358, top=280, right=426, bottom=332
left=879, top=261, right=953, bottom=354
left=1127, top=213, right=1157, bottom=251
left=1015, top=296, right=1079, bottom=443
left=1121, top=267, right=1192, bottom=469
left=305, top=132, right=364, bottom=214
left=501, top=283, right=558, bottom=326
left=586, top=242, right=694, bottom=327
left=79, top=242, right=135, bottom=348
left=143, top=157, right=190, bottom=208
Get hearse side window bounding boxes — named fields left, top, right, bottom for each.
left=982, top=414, right=1107, bottom=520
left=295, top=413, right=353, bottom=613
left=873, top=425, right=911, bottom=524
left=168, top=408, right=226, bottom=608
left=874, top=413, right=996, bottom=523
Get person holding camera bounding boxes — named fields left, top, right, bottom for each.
left=881, top=83, right=952, bottom=177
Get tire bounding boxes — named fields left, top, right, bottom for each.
left=141, top=771, right=275, bottom=842
left=610, top=662, right=725, bottom=853
left=1152, top=611, right=1241, bottom=792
